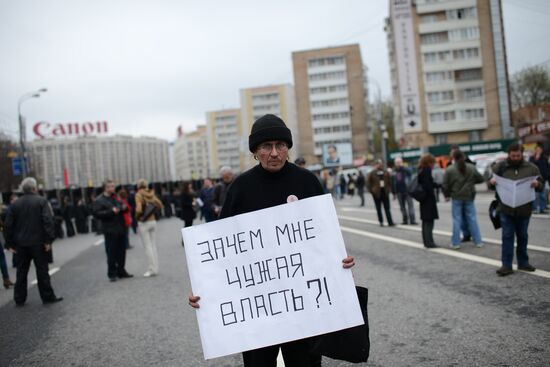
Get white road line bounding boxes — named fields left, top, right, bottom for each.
left=337, top=214, right=550, bottom=253
left=340, top=226, right=550, bottom=280
left=94, top=239, right=104, bottom=246
left=277, top=350, right=285, bottom=367
left=30, top=267, right=61, bottom=285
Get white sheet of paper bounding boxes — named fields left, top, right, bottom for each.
left=182, top=194, right=364, bottom=360
left=196, top=197, right=204, bottom=207
left=494, top=175, right=537, bottom=208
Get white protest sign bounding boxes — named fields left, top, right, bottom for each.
left=182, top=194, right=364, bottom=360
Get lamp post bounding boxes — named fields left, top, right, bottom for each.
left=18, top=88, right=47, bottom=177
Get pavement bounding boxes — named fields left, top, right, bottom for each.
left=1, top=191, right=549, bottom=366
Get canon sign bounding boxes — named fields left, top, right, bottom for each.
left=33, top=121, right=109, bottom=139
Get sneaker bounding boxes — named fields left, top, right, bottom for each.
left=143, top=271, right=157, bottom=277
left=449, top=244, right=461, bottom=250
left=496, top=267, right=513, bottom=276
left=474, top=242, right=484, bottom=248
left=518, top=264, right=536, bottom=272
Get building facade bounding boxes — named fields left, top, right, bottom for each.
left=386, top=0, right=512, bottom=149
left=292, top=44, right=369, bottom=165
left=173, top=125, right=209, bottom=180
left=206, top=109, right=242, bottom=177
left=29, top=135, right=170, bottom=189
left=240, top=84, right=299, bottom=169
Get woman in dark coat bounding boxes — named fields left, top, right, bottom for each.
left=418, top=154, right=439, bottom=248
left=75, top=198, right=89, bottom=234
left=180, top=181, right=196, bottom=228
left=62, top=196, right=76, bottom=237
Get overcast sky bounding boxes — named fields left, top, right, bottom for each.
left=1, top=0, right=549, bottom=142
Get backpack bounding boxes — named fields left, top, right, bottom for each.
left=407, top=173, right=426, bottom=202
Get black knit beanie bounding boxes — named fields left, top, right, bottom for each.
left=248, top=114, right=293, bottom=152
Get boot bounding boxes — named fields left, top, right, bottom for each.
left=3, top=277, right=14, bottom=289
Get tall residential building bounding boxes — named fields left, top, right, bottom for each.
left=386, top=0, right=512, bottom=149
left=206, top=109, right=242, bottom=177
left=240, top=84, right=299, bottom=169
left=292, top=44, right=369, bottom=165
left=174, top=125, right=209, bottom=180
left=29, top=135, right=170, bottom=189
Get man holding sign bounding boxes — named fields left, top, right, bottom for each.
left=489, top=143, right=542, bottom=276
left=187, top=114, right=357, bottom=366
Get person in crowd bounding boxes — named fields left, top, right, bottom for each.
left=188, top=113, right=354, bottom=367
left=294, top=157, right=306, bottom=169
left=447, top=146, right=473, bottom=242
left=529, top=144, right=549, bottom=214
left=1, top=194, right=19, bottom=268
left=391, top=157, right=417, bottom=225
left=62, top=196, right=76, bottom=237
left=4, top=177, right=63, bottom=305
left=199, top=178, right=216, bottom=223
left=0, top=212, right=14, bottom=289
left=117, top=188, right=133, bottom=250
left=74, top=198, right=89, bottom=234
left=443, top=150, right=484, bottom=249
left=356, top=170, right=366, bottom=207
left=212, top=166, right=234, bottom=218
left=367, top=159, right=395, bottom=227
left=417, top=154, right=439, bottom=248
left=89, top=194, right=102, bottom=235
left=92, top=179, right=133, bottom=282
left=49, top=198, right=65, bottom=239
left=347, top=173, right=356, bottom=197
left=339, top=173, right=347, bottom=198
left=180, top=181, right=197, bottom=228
left=161, top=187, right=173, bottom=218
left=127, top=188, right=138, bottom=234
left=134, top=179, right=163, bottom=277
left=432, top=162, right=444, bottom=202
left=489, top=143, right=542, bottom=276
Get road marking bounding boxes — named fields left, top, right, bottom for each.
left=337, top=214, right=550, bottom=253
left=340, top=226, right=550, bottom=280
left=277, top=350, right=285, bottom=366
left=30, top=267, right=61, bottom=285
left=94, top=239, right=104, bottom=246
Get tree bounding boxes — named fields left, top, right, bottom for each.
left=371, top=100, right=398, bottom=157
left=511, top=65, right=550, bottom=109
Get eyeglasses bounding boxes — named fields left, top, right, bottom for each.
left=257, top=142, right=288, bottom=153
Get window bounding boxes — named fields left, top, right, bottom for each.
left=308, top=71, right=346, bottom=82
left=448, top=27, right=479, bottom=41
left=311, top=98, right=348, bottom=108
left=425, top=71, right=453, bottom=84
left=461, top=87, right=483, bottom=101
left=312, top=111, right=350, bottom=121
left=455, top=68, right=482, bottom=81
left=468, top=130, right=481, bottom=142
left=310, top=84, right=347, bottom=94
left=434, top=133, right=448, bottom=145
left=427, top=90, right=454, bottom=103
left=423, top=51, right=451, bottom=64
left=453, top=48, right=479, bottom=60
left=447, top=7, right=477, bottom=20
left=460, top=109, right=484, bottom=120
left=252, top=93, right=279, bottom=102
left=429, top=111, right=456, bottom=122
left=421, top=32, right=448, bottom=45
left=421, top=14, right=438, bottom=23
left=308, top=56, right=345, bottom=68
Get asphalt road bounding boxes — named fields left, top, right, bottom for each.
left=1, top=191, right=549, bottom=366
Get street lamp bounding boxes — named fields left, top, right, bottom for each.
left=18, top=88, right=47, bottom=177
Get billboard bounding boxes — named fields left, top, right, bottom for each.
left=322, top=143, right=353, bottom=167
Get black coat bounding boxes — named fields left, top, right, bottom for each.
left=180, top=192, right=196, bottom=222
left=4, top=193, right=55, bottom=248
left=418, top=168, right=439, bottom=221
left=92, top=194, right=128, bottom=236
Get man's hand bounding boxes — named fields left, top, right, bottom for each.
left=342, top=256, right=355, bottom=269
left=44, top=244, right=52, bottom=252
left=445, top=197, right=450, bottom=202
left=188, top=293, right=201, bottom=309
left=112, top=207, right=120, bottom=214
left=8, top=247, right=16, bottom=254
left=531, top=180, right=540, bottom=189
left=489, top=178, right=497, bottom=186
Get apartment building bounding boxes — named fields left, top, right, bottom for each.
left=206, top=109, right=242, bottom=177
left=173, top=125, right=209, bottom=180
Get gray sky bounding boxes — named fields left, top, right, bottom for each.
left=1, top=0, right=549, bottom=142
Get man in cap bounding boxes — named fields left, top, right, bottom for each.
left=188, top=114, right=355, bottom=366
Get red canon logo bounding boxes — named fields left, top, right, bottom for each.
left=33, top=121, right=109, bottom=139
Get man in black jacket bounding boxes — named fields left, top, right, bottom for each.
left=92, top=180, right=133, bottom=282
left=4, top=177, right=63, bottom=306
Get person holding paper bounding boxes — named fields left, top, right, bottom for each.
left=188, top=114, right=355, bottom=367
left=489, top=143, right=542, bottom=276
